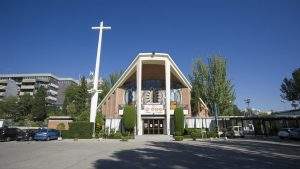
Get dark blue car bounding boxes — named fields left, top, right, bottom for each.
left=34, top=128, right=59, bottom=141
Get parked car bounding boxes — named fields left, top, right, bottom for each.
left=226, top=126, right=245, bottom=138
left=34, top=128, right=59, bottom=141
left=278, top=128, right=293, bottom=139
left=17, top=129, right=37, bottom=141
left=0, top=127, right=22, bottom=142
left=289, top=128, right=300, bottom=140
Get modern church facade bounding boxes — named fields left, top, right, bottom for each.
left=98, top=53, right=208, bottom=135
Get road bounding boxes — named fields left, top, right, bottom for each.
left=0, top=136, right=299, bottom=169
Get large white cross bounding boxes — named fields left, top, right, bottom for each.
left=89, top=21, right=111, bottom=123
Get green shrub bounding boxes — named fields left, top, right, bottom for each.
left=174, top=131, right=182, bottom=136
left=122, top=105, right=136, bottom=134
left=61, top=122, right=93, bottom=139
left=191, top=131, right=201, bottom=141
left=206, top=131, right=218, bottom=138
left=174, top=136, right=184, bottom=141
left=109, top=131, right=122, bottom=139
left=174, top=107, right=184, bottom=135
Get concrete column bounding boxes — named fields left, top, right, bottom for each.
left=136, top=59, right=143, bottom=135
left=165, top=60, right=171, bottom=135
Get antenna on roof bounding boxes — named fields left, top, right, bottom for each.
left=151, top=52, right=155, bottom=57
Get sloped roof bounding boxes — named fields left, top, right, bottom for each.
left=97, top=52, right=192, bottom=109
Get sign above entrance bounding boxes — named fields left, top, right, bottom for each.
left=143, top=104, right=165, bottom=115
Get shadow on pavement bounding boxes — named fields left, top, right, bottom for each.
left=93, top=141, right=299, bottom=169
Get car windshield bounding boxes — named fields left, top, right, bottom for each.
left=38, top=129, right=47, bottom=133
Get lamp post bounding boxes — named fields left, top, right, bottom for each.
left=89, top=21, right=111, bottom=137
left=214, top=102, right=220, bottom=138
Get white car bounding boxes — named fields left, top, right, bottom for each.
left=278, top=128, right=293, bottom=139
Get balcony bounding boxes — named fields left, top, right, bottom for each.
left=0, top=79, right=8, bottom=84
left=20, top=85, right=35, bottom=90
left=19, top=92, right=34, bottom=96
left=22, top=79, right=36, bottom=83
left=46, top=96, right=57, bottom=101
left=0, top=85, right=6, bottom=90
left=47, top=89, right=58, bottom=96
left=49, top=83, right=59, bottom=89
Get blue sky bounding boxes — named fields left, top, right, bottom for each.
left=0, top=0, right=299, bottom=111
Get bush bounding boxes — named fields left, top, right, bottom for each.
left=61, top=122, right=93, bottom=139
left=174, top=131, right=182, bottom=136
left=122, top=105, right=136, bottom=133
left=174, top=107, right=184, bottom=135
left=174, top=136, right=184, bottom=141
left=109, top=131, right=122, bottom=139
left=191, top=131, right=201, bottom=141
left=206, top=131, right=218, bottom=138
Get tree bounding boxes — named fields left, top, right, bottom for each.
left=190, top=58, right=209, bottom=115
left=122, top=105, right=136, bottom=134
left=32, top=87, right=47, bottom=122
left=232, top=105, right=242, bottom=116
left=190, top=55, right=235, bottom=116
left=280, top=68, right=300, bottom=109
left=174, top=107, right=184, bottom=135
left=62, top=85, right=78, bottom=115
left=77, top=110, right=89, bottom=121
left=62, top=76, right=89, bottom=119
left=66, top=102, right=76, bottom=116
left=95, top=112, right=105, bottom=136
left=75, top=76, right=88, bottom=113
left=18, top=93, right=34, bottom=120
left=99, top=71, right=123, bottom=101
left=0, top=97, right=19, bottom=121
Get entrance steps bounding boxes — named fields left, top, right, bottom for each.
left=135, top=135, right=173, bottom=142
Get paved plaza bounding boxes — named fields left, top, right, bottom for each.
left=0, top=136, right=299, bottom=169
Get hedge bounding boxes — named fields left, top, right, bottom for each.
left=174, top=107, right=184, bottom=135
left=62, top=121, right=93, bottom=139
left=122, top=105, right=136, bottom=133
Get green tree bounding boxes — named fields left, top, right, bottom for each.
left=190, top=58, right=209, bottom=115
left=75, top=76, right=88, bottom=113
left=280, top=68, right=300, bottom=109
left=77, top=110, right=90, bottom=121
left=190, top=55, right=235, bottom=116
left=32, top=87, right=47, bottom=122
left=174, top=107, right=184, bottom=135
left=62, top=84, right=78, bottom=114
left=0, top=97, right=19, bottom=121
left=18, top=93, right=34, bottom=120
left=232, top=105, right=242, bottom=116
left=66, top=102, right=76, bottom=116
left=122, top=105, right=136, bottom=134
left=95, top=112, right=105, bottom=136
left=99, top=71, right=123, bottom=101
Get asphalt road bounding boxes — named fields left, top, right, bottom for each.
left=0, top=136, right=299, bottom=169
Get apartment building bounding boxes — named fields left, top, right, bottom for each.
left=0, top=73, right=77, bottom=106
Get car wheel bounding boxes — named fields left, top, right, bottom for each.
left=29, top=136, right=33, bottom=141
left=6, top=137, right=11, bottom=142
left=46, top=137, right=50, bottom=141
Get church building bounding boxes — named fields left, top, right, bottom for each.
left=98, top=53, right=208, bottom=135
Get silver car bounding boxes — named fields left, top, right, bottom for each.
left=227, top=126, right=245, bottom=138
left=289, top=128, right=300, bottom=140
left=278, top=128, right=293, bottom=139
